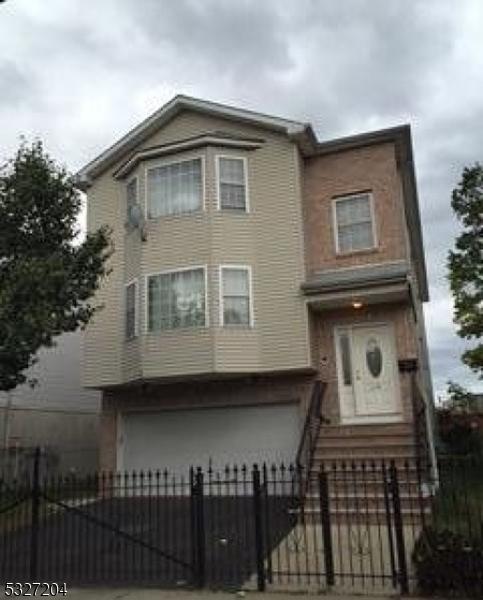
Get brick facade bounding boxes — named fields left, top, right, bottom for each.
left=303, top=142, right=409, bottom=275
left=309, top=303, right=418, bottom=424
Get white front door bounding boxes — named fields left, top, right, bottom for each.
left=335, top=324, right=401, bottom=423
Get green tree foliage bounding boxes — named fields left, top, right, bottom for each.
left=0, top=141, right=112, bottom=391
left=448, top=163, right=483, bottom=376
left=446, top=381, right=478, bottom=412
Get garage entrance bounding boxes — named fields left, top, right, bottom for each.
left=118, top=403, right=300, bottom=474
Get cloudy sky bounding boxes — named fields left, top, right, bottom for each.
left=1, top=0, right=482, bottom=400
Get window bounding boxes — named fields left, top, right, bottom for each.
left=125, top=280, right=138, bottom=339
left=220, top=267, right=252, bottom=326
left=126, top=177, right=138, bottom=219
left=334, top=193, right=376, bottom=253
left=339, top=331, right=352, bottom=386
left=147, top=268, right=206, bottom=332
left=217, top=156, right=248, bottom=211
left=147, top=158, right=202, bottom=218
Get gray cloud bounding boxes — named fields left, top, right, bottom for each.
left=131, top=0, right=293, bottom=78
left=0, top=0, right=482, bottom=399
left=0, top=60, right=34, bottom=107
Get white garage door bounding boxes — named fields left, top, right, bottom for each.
left=119, top=404, right=299, bottom=474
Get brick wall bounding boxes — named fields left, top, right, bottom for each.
left=303, top=142, right=409, bottom=275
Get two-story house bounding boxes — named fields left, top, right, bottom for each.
left=77, top=95, right=436, bottom=477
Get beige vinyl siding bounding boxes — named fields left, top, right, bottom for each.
left=122, top=340, right=142, bottom=382
left=123, top=167, right=143, bottom=282
left=83, top=109, right=311, bottom=387
left=138, top=149, right=213, bottom=376
left=122, top=168, right=143, bottom=380
left=83, top=170, right=124, bottom=387
left=143, top=329, right=213, bottom=378
left=249, top=141, right=308, bottom=370
left=211, top=265, right=261, bottom=371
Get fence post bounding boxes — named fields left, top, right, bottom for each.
left=192, top=467, right=206, bottom=588
left=390, top=462, right=409, bottom=594
left=30, top=446, right=41, bottom=581
left=318, top=468, right=335, bottom=587
left=262, top=463, right=273, bottom=584
left=382, top=462, right=398, bottom=588
left=252, top=464, right=266, bottom=591
left=189, top=468, right=196, bottom=584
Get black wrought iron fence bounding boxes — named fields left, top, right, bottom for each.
left=0, top=451, right=482, bottom=596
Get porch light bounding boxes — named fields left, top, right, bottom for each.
left=352, top=300, right=363, bottom=309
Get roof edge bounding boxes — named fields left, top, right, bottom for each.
left=313, top=124, right=411, bottom=156
left=76, top=94, right=310, bottom=183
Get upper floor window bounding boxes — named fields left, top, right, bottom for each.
left=147, top=267, right=206, bottom=332
left=220, top=266, right=253, bottom=326
left=125, top=280, right=138, bottom=340
left=217, top=156, right=248, bottom=211
left=147, top=158, right=203, bottom=219
left=126, top=177, right=138, bottom=219
left=333, top=193, right=376, bottom=254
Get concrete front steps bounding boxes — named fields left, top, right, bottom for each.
left=314, top=422, right=417, bottom=466
left=303, top=422, right=430, bottom=523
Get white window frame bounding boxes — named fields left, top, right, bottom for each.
left=332, top=192, right=377, bottom=255
left=125, top=175, right=139, bottom=229
left=126, top=175, right=139, bottom=209
left=144, top=265, right=209, bottom=334
left=215, top=154, right=250, bottom=213
left=124, top=278, right=139, bottom=340
left=219, top=265, right=254, bottom=327
left=144, top=155, right=206, bottom=220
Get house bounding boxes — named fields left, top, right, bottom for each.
left=76, top=95, right=436, bottom=478
left=0, top=331, right=100, bottom=476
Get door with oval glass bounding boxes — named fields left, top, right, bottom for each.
left=335, top=323, right=401, bottom=423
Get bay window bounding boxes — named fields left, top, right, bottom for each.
left=125, top=280, right=138, bottom=339
left=126, top=177, right=138, bottom=220
left=217, top=156, right=248, bottom=211
left=147, top=158, right=203, bottom=218
left=147, top=267, right=206, bottom=331
left=220, top=266, right=252, bottom=326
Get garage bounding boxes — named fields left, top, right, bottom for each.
left=119, top=403, right=300, bottom=474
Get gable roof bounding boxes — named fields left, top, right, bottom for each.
left=76, top=95, right=428, bottom=301
left=76, top=94, right=314, bottom=186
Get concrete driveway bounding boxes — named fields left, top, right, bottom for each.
left=0, top=495, right=294, bottom=588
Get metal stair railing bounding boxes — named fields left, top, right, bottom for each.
left=295, top=380, right=328, bottom=495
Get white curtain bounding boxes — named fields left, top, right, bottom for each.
left=148, top=268, right=205, bottom=331
left=147, top=159, right=202, bottom=218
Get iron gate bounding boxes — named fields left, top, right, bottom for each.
left=0, top=450, right=439, bottom=592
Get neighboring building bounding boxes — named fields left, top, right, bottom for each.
left=0, top=331, right=100, bottom=475
left=76, top=95, right=436, bottom=477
